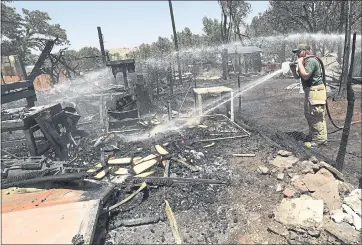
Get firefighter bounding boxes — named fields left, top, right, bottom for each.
left=289, top=44, right=327, bottom=147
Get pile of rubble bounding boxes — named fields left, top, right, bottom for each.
left=258, top=150, right=361, bottom=244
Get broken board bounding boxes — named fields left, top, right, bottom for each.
left=2, top=199, right=100, bottom=244
left=1, top=182, right=113, bottom=244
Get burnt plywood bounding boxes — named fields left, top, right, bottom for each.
left=1, top=199, right=100, bottom=244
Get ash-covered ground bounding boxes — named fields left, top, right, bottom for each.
left=104, top=116, right=285, bottom=244
left=2, top=70, right=361, bottom=244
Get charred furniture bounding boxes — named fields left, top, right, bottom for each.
left=106, top=59, right=135, bottom=89
left=1, top=80, right=37, bottom=107
left=1, top=104, right=79, bottom=159
left=106, top=94, right=139, bottom=132
left=193, top=86, right=234, bottom=121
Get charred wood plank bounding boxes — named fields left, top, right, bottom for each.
left=1, top=119, right=24, bottom=132
left=1, top=81, right=33, bottom=94
left=131, top=176, right=229, bottom=185
left=1, top=90, right=36, bottom=104
left=108, top=109, right=138, bottom=120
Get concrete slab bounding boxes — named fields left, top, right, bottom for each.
left=312, top=180, right=341, bottom=210
left=274, top=198, right=324, bottom=228
left=344, top=189, right=362, bottom=216
left=302, top=168, right=335, bottom=192
left=271, top=155, right=299, bottom=169
left=324, top=220, right=361, bottom=244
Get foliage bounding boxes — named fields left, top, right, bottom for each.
left=265, top=1, right=361, bottom=34
left=1, top=1, right=69, bottom=65
left=202, top=17, right=222, bottom=46
left=249, top=1, right=362, bottom=63
left=172, top=27, right=204, bottom=49
left=218, top=0, right=251, bottom=43
left=75, top=47, right=103, bottom=71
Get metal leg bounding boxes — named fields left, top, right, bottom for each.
left=99, top=95, right=105, bottom=129
left=24, top=129, right=37, bottom=156
left=230, top=91, right=234, bottom=121
left=198, top=94, right=203, bottom=116
left=193, top=92, right=197, bottom=115
left=26, top=96, right=36, bottom=108
left=123, top=71, right=129, bottom=89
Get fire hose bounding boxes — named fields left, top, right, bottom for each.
left=314, top=56, right=344, bottom=131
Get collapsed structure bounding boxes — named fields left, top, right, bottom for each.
left=1, top=28, right=361, bottom=245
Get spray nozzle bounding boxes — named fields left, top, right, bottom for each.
left=289, top=61, right=298, bottom=67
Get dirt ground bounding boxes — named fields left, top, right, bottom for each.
left=105, top=74, right=361, bottom=244
left=105, top=117, right=287, bottom=244
left=173, top=74, right=361, bottom=186
left=2, top=72, right=361, bottom=244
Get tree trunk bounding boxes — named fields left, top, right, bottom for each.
left=336, top=32, right=357, bottom=171
left=337, top=1, right=346, bottom=64
left=279, top=41, right=286, bottom=63
left=338, top=0, right=352, bottom=97
left=222, top=48, right=228, bottom=80
left=311, top=40, right=317, bottom=56
left=168, top=0, right=182, bottom=84
left=321, top=42, right=326, bottom=57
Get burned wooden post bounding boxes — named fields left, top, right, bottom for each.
left=336, top=32, right=357, bottom=171
left=167, top=65, right=174, bottom=95
left=222, top=48, right=228, bottom=80
left=135, top=74, right=154, bottom=115
left=238, top=75, right=241, bottom=110
left=106, top=59, right=135, bottom=90
left=122, top=70, right=128, bottom=89
left=168, top=0, right=183, bottom=84
left=167, top=100, right=172, bottom=121
left=97, top=27, right=107, bottom=65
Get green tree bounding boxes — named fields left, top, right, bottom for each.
left=172, top=27, right=204, bottom=49
left=202, top=16, right=222, bottom=45
left=150, top=36, right=173, bottom=57
left=268, top=1, right=361, bottom=52
left=1, top=1, right=69, bottom=65
left=218, top=0, right=251, bottom=43
left=137, top=43, right=152, bottom=59
left=76, top=47, right=103, bottom=71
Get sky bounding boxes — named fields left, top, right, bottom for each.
left=12, top=1, right=269, bottom=51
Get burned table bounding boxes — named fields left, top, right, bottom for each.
left=193, top=86, right=234, bottom=121
left=106, top=59, right=136, bottom=89
left=1, top=103, right=77, bottom=159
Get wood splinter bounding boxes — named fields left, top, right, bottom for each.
left=232, top=153, right=256, bottom=157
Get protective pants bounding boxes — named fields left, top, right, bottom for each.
left=304, top=84, right=327, bottom=143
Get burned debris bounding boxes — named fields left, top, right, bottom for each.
left=2, top=11, right=362, bottom=245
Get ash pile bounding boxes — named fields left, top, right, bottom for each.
left=1, top=111, right=249, bottom=244
left=103, top=115, right=249, bottom=244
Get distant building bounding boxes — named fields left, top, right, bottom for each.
left=226, top=45, right=262, bottom=73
